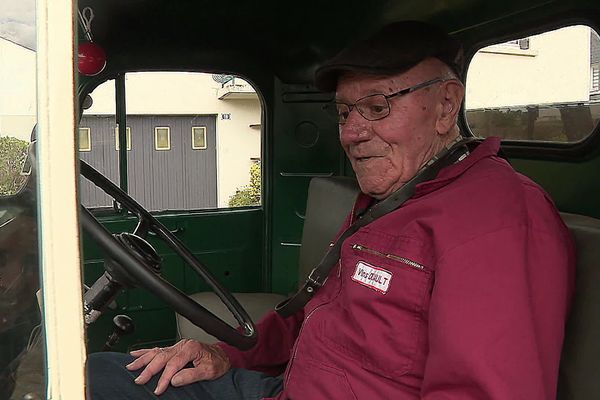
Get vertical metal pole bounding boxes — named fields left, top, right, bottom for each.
left=36, top=0, right=87, bottom=398
left=116, top=73, right=128, bottom=191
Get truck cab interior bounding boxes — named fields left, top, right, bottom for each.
left=1, top=0, right=600, bottom=399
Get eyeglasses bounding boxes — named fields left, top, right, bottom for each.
left=325, top=77, right=446, bottom=124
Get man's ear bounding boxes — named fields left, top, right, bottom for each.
left=435, top=80, right=464, bottom=135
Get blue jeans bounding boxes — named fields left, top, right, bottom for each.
left=87, top=352, right=283, bottom=400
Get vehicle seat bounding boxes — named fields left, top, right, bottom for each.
left=557, top=212, right=600, bottom=400
left=176, top=176, right=360, bottom=342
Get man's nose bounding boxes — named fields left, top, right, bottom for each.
left=339, top=112, right=372, bottom=145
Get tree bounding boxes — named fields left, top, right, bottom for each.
left=228, top=162, right=261, bottom=207
left=0, top=137, right=29, bottom=196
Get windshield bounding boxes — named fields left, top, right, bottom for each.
left=0, top=1, right=45, bottom=399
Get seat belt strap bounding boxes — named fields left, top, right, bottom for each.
left=275, top=138, right=476, bottom=318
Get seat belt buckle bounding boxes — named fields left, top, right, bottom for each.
left=306, top=268, right=327, bottom=293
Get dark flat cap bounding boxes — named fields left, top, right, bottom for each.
left=314, top=21, right=463, bottom=91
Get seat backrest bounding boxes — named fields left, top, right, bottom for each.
left=176, top=176, right=360, bottom=343
left=297, top=177, right=360, bottom=280
left=557, top=212, right=600, bottom=400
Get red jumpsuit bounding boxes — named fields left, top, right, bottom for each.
left=219, top=137, right=575, bottom=399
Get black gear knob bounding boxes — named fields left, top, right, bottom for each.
left=103, top=314, right=135, bottom=351
left=112, top=314, right=134, bottom=335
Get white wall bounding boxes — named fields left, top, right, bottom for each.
left=466, top=25, right=591, bottom=109
left=85, top=72, right=262, bottom=208
left=0, top=37, right=35, bottom=141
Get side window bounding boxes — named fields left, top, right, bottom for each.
left=191, top=126, right=207, bottom=150
left=154, top=127, right=171, bottom=150
left=80, top=72, right=262, bottom=211
left=79, top=127, right=92, bottom=151
left=466, top=25, right=600, bottom=143
left=592, top=64, right=600, bottom=94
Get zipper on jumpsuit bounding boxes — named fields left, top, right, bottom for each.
left=283, top=260, right=343, bottom=385
left=351, top=244, right=425, bottom=271
left=284, top=303, right=324, bottom=385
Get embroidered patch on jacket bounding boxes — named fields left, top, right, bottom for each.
left=351, top=261, right=392, bottom=294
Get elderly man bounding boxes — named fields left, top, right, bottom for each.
left=89, top=21, right=574, bottom=400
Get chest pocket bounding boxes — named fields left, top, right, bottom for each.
left=320, top=228, right=434, bottom=379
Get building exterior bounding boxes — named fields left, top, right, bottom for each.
left=466, top=25, right=592, bottom=108
left=465, top=25, right=599, bottom=142
left=80, top=72, right=262, bottom=210
left=79, top=114, right=219, bottom=210
left=0, top=37, right=36, bottom=141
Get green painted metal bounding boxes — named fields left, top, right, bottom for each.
left=268, top=79, right=346, bottom=294
left=116, top=74, right=128, bottom=192
left=76, top=0, right=599, bottom=85
left=512, top=156, right=600, bottom=219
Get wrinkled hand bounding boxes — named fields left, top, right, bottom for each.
left=126, top=339, right=231, bottom=395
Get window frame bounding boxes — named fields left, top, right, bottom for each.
left=154, top=126, right=171, bottom=151
left=37, top=0, right=87, bottom=397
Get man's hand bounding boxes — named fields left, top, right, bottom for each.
left=125, top=339, right=231, bottom=395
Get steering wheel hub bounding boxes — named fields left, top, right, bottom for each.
left=113, top=233, right=161, bottom=274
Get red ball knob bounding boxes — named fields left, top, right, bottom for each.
left=78, top=42, right=107, bottom=76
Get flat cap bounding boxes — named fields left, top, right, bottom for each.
left=314, top=21, right=463, bottom=91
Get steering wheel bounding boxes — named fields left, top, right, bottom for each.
left=79, top=160, right=257, bottom=350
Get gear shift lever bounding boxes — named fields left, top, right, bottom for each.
left=103, top=314, right=135, bottom=351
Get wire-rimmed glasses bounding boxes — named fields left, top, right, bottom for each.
left=324, top=77, right=446, bottom=124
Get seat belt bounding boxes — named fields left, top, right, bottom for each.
left=275, top=137, right=477, bottom=318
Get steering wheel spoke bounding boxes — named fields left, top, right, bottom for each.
left=133, top=217, right=152, bottom=239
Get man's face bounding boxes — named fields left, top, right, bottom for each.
left=336, top=62, right=451, bottom=199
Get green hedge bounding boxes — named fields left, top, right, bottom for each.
left=0, top=136, right=29, bottom=196
left=228, top=162, right=261, bottom=207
